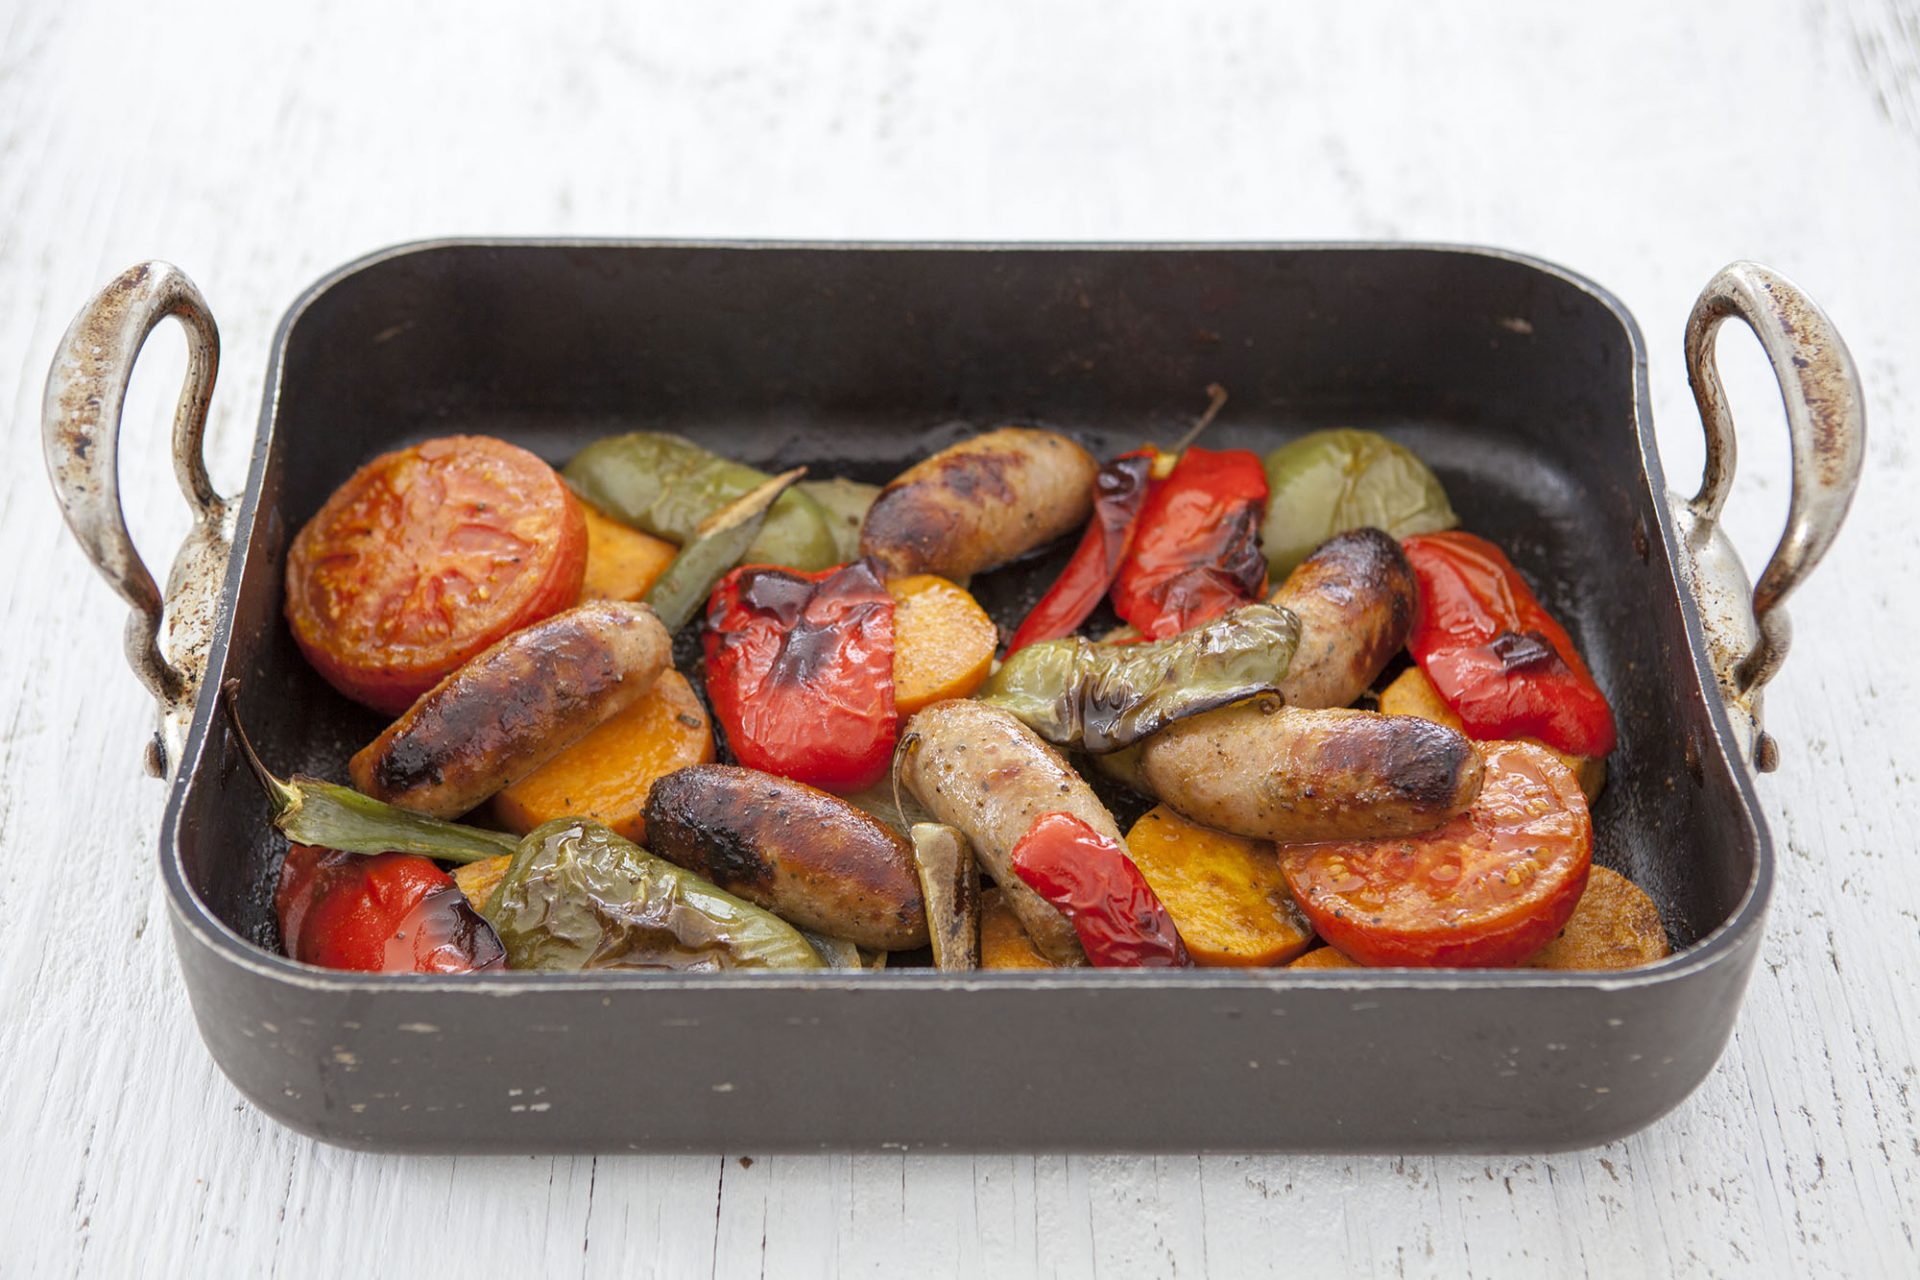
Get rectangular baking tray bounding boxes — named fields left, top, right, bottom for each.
left=48, top=241, right=1864, bottom=1152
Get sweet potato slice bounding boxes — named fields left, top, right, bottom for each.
left=888, top=575, right=998, bottom=714
left=580, top=502, right=678, bottom=602
left=1124, top=804, right=1312, bottom=967
left=1524, top=865, right=1670, bottom=970
left=980, top=888, right=1057, bottom=969
left=1288, top=946, right=1361, bottom=969
left=491, top=669, right=713, bottom=844
left=1379, top=665, right=1606, bottom=802
left=450, top=854, right=512, bottom=915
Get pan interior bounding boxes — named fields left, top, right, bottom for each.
left=179, top=244, right=1758, bottom=960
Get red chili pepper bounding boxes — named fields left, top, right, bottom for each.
left=1006, top=450, right=1157, bottom=653
left=1009, top=812, right=1191, bottom=968
left=275, top=845, right=506, bottom=973
left=704, top=557, right=898, bottom=792
left=1401, top=531, right=1617, bottom=758
left=1110, top=446, right=1269, bottom=640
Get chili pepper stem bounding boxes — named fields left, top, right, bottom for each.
left=221, top=679, right=302, bottom=822
left=1169, top=382, right=1229, bottom=455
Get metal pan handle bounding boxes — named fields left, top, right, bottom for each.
left=1676, top=261, right=1866, bottom=771
left=43, top=262, right=232, bottom=779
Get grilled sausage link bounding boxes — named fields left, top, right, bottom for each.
left=643, top=765, right=928, bottom=951
left=896, top=699, right=1122, bottom=965
left=859, top=427, right=1097, bottom=580
left=1272, top=527, right=1418, bottom=710
left=1131, top=697, right=1484, bottom=843
left=349, top=601, right=671, bottom=818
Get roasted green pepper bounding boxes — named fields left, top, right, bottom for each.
left=564, top=432, right=839, bottom=571
left=483, top=819, right=824, bottom=971
left=798, top=477, right=881, bottom=562
left=1260, top=429, right=1457, bottom=578
left=979, top=602, right=1302, bottom=753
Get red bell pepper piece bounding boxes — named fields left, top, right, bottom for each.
left=1006, top=451, right=1157, bottom=653
left=1110, top=446, right=1269, bottom=640
left=1009, top=812, right=1191, bottom=968
left=275, top=845, right=506, bottom=973
left=704, top=558, right=898, bottom=792
left=1401, top=531, right=1617, bottom=758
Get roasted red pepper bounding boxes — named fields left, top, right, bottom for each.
left=1402, top=530, right=1617, bottom=758
left=704, top=558, right=898, bottom=792
left=1009, top=812, right=1191, bottom=968
left=1110, top=446, right=1269, bottom=640
left=275, top=844, right=506, bottom=973
left=1007, top=451, right=1157, bottom=653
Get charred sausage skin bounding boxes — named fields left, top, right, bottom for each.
left=349, top=601, right=671, bottom=818
left=1271, top=527, right=1418, bottom=710
left=859, top=427, right=1097, bottom=580
left=643, top=765, right=928, bottom=951
left=896, top=699, right=1131, bottom=965
left=1132, top=697, right=1484, bottom=843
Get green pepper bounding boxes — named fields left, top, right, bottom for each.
left=644, top=467, right=803, bottom=632
left=1260, top=429, right=1458, bottom=578
left=798, top=477, right=881, bottom=562
left=484, top=819, right=824, bottom=971
left=979, top=603, right=1302, bottom=753
left=564, top=432, right=839, bottom=571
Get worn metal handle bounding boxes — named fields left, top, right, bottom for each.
left=43, top=262, right=231, bottom=778
left=1676, top=261, right=1866, bottom=770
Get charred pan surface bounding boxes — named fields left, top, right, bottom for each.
left=643, top=765, right=928, bottom=950
left=349, top=601, right=670, bottom=818
left=859, top=426, right=1096, bottom=579
left=1135, top=698, right=1484, bottom=843
left=1271, top=527, right=1417, bottom=710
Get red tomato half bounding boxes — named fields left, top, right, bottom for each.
left=285, top=435, right=588, bottom=714
left=1279, top=741, right=1592, bottom=967
left=276, top=845, right=506, bottom=974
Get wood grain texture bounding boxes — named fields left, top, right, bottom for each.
left=2, top=0, right=1916, bottom=1274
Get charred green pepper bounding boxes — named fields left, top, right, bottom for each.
left=484, top=819, right=823, bottom=972
left=1260, top=429, right=1457, bottom=578
left=564, top=432, right=839, bottom=571
left=979, top=602, right=1302, bottom=753
left=798, top=476, right=881, bottom=562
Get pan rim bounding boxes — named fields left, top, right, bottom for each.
left=160, top=237, right=1771, bottom=996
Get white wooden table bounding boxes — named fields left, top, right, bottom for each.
left=4, top=1, right=1916, bottom=1274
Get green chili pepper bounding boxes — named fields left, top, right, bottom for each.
left=979, top=603, right=1302, bottom=753
left=644, top=467, right=804, bottom=632
left=484, top=819, right=824, bottom=972
left=798, top=477, right=881, bottom=562
left=564, top=432, right=839, bottom=571
left=224, top=685, right=516, bottom=864
left=1260, top=429, right=1458, bottom=578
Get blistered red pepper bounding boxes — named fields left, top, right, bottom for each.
left=1007, top=450, right=1157, bottom=653
left=1110, top=446, right=1269, bottom=640
left=275, top=844, right=506, bottom=973
left=1402, top=531, right=1617, bottom=758
left=704, top=558, right=898, bottom=792
left=1009, top=812, right=1191, bottom=968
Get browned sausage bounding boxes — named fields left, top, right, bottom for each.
left=859, top=427, right=1097, bottom=579
left=1129, top=697, right=1484, bottom=843
left=896, top=699, right=1123, bottom=965
left=643, top=765, right=928, bottom=950
left=1271, top=527, right=1417, bottom=709
left=349, top=601, right=671, bottom=818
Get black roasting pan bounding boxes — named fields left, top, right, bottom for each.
left=41, top=242, right=1864, bottom=1152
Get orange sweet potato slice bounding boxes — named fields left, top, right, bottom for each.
left=1125, top=804, right=1312, bottom=967
left=450, top=854, right=512, bottom=915
left=1288, top=946, right=1361, bottom=969
left=980, top=887, right=1057, bottom=969
left=1524, top=865, right=1670, bottom=970
left=580, top=502, right=679, bottom=602
left=492, top=669, right=713, bottom=844
left=888, top=574, right=998, bottom=714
